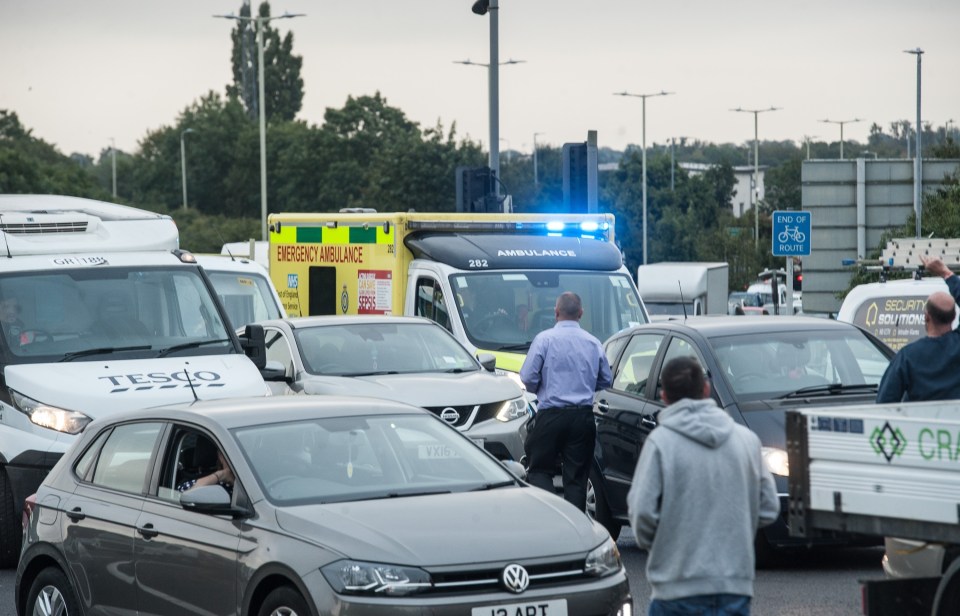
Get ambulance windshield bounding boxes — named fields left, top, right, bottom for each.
left=0, top=266, right=235, bottom=363
left=452, top=271, right=647, bottom=351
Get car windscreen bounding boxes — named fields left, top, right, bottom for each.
left=205, top=270, right=282, bottom=329
left=709, top=328, right=892, bottom=401
left=294, top=321, right=478, bottom=376
left=0, top=266, right=234, bottom=363
left=451, top=271, right=646, bottom=352
left=233, top=414, right=515, bottom=506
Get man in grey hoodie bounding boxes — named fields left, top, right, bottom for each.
left=627, top=356, right=779, bottom=616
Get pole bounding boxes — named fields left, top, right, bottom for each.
left=180, top=133, right=189, bottom=209
left=839, top=123, right=844, bottom=160
left=642, top=98, right=649, bottom=264
left=257, top=16, right=268, bottom=241
left=533, top=132, right=540, bottom=186
left=753, top=113, right=759, bottom=249
left=488, top=0, right=500, bottom=195
left=670, top=137, right=675, bottom=192
left=111, top=138, right=117, bottom=198
left=913, top=50, right=923, bottom=238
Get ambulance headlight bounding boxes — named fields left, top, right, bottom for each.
left=10, top=390, right=91, bottom=434
left=496, top=397, right=529, bottom=422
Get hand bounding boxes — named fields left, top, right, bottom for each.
left=921, top=255, right=953, bottom=279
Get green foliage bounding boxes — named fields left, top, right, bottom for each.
left=227, top=1, right=304, bottom=122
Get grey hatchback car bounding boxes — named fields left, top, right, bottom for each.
left=17, top=396, right=631, bottom=616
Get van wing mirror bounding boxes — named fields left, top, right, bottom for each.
left=239, top=324, right=267, bottom=369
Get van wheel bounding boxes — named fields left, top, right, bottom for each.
left=586, top=466, right=621, bottom=540
left=27, top=567, right=81, bottom=616
left=258, top=585, right=310, bottom=616
left=0, top=468, right=21, bottom=568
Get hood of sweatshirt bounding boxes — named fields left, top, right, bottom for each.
left=658, top=398, right=734, bottom=448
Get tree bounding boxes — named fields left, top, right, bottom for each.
left=764, top=157, right=802, bottom=212
left=227, top=1, right=304, bottom=122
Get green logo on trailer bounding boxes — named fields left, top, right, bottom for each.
left=870, top=421, right=907, bottom=463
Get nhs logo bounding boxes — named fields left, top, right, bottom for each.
left=287, top=273, right=299, bottom=289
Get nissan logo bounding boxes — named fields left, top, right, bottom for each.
left=501, top=563, right=529, bottom=593
left=440, top=407, right=460, bottom=424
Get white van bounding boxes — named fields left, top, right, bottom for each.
left=836, top=277, right=955, bottom=351
left=196, top=254, right=285, bottom=329
left=0, top=195, right=272, bottom=565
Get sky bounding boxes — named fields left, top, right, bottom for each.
left=2, top=0, right=959, bottom=159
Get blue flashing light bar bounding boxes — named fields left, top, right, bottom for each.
left=546, top=221, right=565, bottom=232
left=580, top=221, right=599, bottom=232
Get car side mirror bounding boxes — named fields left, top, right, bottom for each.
left=261, top=360, right=287, bottom=382
left=239, top=324, right=267, bottom=369
left=179, top=485, right=250, bottom=519
left=476, top=353, right=497, bottom=372
left=500, top=459, right=527, bottom=481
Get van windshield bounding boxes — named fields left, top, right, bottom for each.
left=205, top=270, right=282, bottom=330
left=451, top=271, right=647, bottom=352
left=0, top=266, right=234, bottom=363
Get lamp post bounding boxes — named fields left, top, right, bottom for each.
left=215, top=10, right=305, bottom=240
left=180, top=128, right=194, bottom=210
left=818, top=118, right=862, bottom=159
left=731, top=106, right=781, bottom=248
left=802, top=135, right=817, bottom=160
left=615, top=90, right=674, bottom=265
left=905, top=48, right=924, bottom=238
left=110, top=138, right=117, bottom=198
left=533, top=132, right=543, bottom=186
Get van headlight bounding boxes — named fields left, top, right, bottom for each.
left=585, top=537, right=622, bottom=577
left=321, top=560, right=431, bottom=596
left=10, top=390, right=91, bottom=434
left=496, top=397, right=528, bottom=422
left=762, top=447, right=789, bottom=476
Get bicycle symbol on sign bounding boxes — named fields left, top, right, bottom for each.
left=777, top=225, right=806, bottom=243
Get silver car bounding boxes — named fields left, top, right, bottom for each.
left=17, top=396, right=631, bottom=615
left=258, top=316, right=529, bottom=461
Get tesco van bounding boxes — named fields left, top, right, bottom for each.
left=836, top=277, right=956, bottom=351
left=0, top=195, right=273, bottom=566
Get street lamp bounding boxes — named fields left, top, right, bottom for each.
left=802, top=135, right=818, bottom=160
left=818, top=118, right=862, bottom=159
left=731, top=106, right=781, bottom=248
left=180, top=128, right=195, bottom=210
left=533, top=132, right=544, bottom=186
left=615, top=90, right=674, bottom=265
left=905, top=47, right=924, bottom=238
left=215, top=9, right=305, bottom=240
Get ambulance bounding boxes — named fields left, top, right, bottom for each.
left=268, top=211, right=649, bottom=374
left=0, top=195, right=272, bottom=566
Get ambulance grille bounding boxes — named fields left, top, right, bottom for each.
left=0, top=221, right=89, bottom=234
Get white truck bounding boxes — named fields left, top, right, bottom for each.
left=787, top=402, right=960, bottom=615
left=635, top=261, right=728, bottom=318
left=0, top=195, right=273, bottom=566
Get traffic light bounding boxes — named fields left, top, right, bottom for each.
left=456, top=166, right=497, bottom=213
left=562, top=143, right=588, bottom=213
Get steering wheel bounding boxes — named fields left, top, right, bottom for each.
left=475, top=313, right=514, bottom=334
left=735, top=371, right=766, bottom=384
left=310, top=362, right=340, bottom=374
left=266, top=475, right=299, bottom=493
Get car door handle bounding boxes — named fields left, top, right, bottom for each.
left=136, top=523, right=159, bottom=540
left=66, top=507, right=85, bottom=522
left=640, top=416, right=658, bottom=430
left=595, top=400, right=609, bottom=413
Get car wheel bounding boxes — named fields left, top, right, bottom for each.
left=586, top=466, right=621, bottom=541
left=27, top=567, right=81, bottom=616
left=0, top=467, right=21, bottom=568
left=258, top=585, right=310, bottom=616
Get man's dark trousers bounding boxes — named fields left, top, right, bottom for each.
left=525, top=406, right=596, bottom=511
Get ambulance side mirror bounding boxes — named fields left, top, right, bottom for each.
left=239, top=324, right=267, bottom=370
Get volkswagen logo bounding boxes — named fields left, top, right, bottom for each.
left=501, top=563, right=529, bottom=594
left=440, top=407, right=460, bottom=424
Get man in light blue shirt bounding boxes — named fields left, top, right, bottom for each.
left=520, top=292, right=612, bottom=510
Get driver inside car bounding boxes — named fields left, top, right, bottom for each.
left=0, top=294, right=29, bottom=347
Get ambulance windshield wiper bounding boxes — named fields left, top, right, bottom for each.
left=156, top=338, right=232, bottom=358
left=778, top=383, right=878, bottom=399
left=60, top=345, right=152, bottom=362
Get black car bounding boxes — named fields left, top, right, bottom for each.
left=587, top=316, right=894, bottom=559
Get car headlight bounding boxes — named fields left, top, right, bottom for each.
left=10, top=390, right=91, bottom=434
left=762, top=447, right=789, bottom=477
left=496, top=396, right=529, bottom=422
left=585, top=537, right=622, bottom=577
left=321, top=560, right=431, bottom=596
left=496, top=368, right=526, bottom=391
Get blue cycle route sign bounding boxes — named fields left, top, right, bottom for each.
left=772, top=210, right=811, bottom=257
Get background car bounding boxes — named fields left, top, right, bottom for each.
left=257, top=315, right=530, bottom=462
left=17, top=397, right=631, bottom=616
left=587, top=316, right=894, bottom=562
